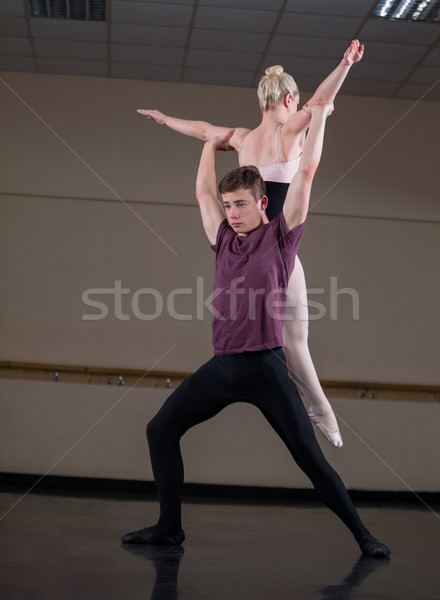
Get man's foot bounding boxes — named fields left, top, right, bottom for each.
left=308, top=407, right=343, bottom=448
left=358, top=534, right=391, bottom=558
left=121, top=526, right=185, bottom=546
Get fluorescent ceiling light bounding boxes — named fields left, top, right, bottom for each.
left=28, top=0, right=107, bottom=21
left=374, top=0, right=440, bottom=21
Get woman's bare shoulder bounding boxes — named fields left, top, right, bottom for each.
left=230, top=127, right=252, bottom=150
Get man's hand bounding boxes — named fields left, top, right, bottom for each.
left=304, top=103, right=334, bottom=117
left=137, top=109, right=168, bottom=124
left=342, top=39, right=364, bottom=66
left=208, top=129, right=235, bottom=152
left=302, top=102, right=334, bottom=117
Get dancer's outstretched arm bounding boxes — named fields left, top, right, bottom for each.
left=284, top=39, right=363, bottom=137
left=137, top=109, right=248, bottom=150
left=307, top=39, right=363, bottom=106
left=195, top=132, right=234, bottom=244
left=283, top=104, right=333, bottom=230
left=138, top=41, right=361, bottom=147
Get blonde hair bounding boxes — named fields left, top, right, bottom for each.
left=257, top=65, right=299, bottom=110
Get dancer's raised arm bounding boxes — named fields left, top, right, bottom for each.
left=307, top=39, right=364, bottom=106
left=137, top=40, right=362, bottom=152
left=195, top=132, right=234, bottom=244
left=283, top=104, right=333, bottom=230
left=137, top=109, right=248, bottom=149
left=283, top=39, right=363, bottom=137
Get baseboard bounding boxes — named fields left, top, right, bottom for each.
left=1, top=472, right=438, bottom=507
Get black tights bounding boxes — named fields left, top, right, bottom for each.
left=146, top=349, right=369, bottom=541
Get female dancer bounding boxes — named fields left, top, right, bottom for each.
left=138, top=40, right=364, bottom=447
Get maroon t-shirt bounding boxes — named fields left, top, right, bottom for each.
left=211, top=212, right=304, bottom=354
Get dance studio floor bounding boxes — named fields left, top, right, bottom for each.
left=0, top=488, right=439, bottom=600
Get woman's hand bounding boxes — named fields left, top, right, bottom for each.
left=342, top=39, right=364, bottom=66
left=137, top=109, right=168, bottom=124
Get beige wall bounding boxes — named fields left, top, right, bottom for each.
left=1, top=71, right=439, bottom=491
left=1, top=379, right=439, bottom=492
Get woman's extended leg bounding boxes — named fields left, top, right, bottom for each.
left=282, top=256, right=343, bottom=447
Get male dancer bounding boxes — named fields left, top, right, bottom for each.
left=122, top=104, right=390, bottom=558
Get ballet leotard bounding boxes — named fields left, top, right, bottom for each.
left=239, top=125, right=301, bottom=219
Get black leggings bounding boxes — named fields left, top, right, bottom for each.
left=146, top=348, right=369, bottom=540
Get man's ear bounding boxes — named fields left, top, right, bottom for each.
left=260, top=195, right=268, bottom=211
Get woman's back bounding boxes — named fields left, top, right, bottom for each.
left=237, top=119, right=304, bottom=178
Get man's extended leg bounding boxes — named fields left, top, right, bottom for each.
left=122, top=357, right=239, bottom=544
left=243, top=349, right=390, bottom=557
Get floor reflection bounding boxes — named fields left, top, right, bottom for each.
left=320, top=554, right=390, bottom=599
left=1, top=490, right=439, bottom=599
left=120, top=541, right=392, bottom=600
left=122, top=543, right=184, bottom=600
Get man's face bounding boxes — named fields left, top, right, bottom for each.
left=222, top=188, right=267, bottom=236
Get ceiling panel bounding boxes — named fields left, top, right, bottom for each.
left=30, top=18, right=107, bottom=42
left=408, top=66, right=440, bottom=84
left=0, top=16, right=28, bottom=37
left=285, top=0, right=374, bottom=18
left=423, top=47, right=440, bottom=67
left=361, top=41, right=428, bottom=65
left=0, top=55, right=35, bottom=71
left=265, top=55, right=337, bottom=78
left=201, top=0, right=284, bottom=9
left=277, top=13, right=363, bottom=39
left=0, top=0, right=26, bottom=17
left=289, top=76, right=327, bottom=95
left=112, top=1, right=194, bottom=27
left=134, top=0, right=194, bottom=4
left=353, top=61, right=415, bottom=81
left=38, top=58, right=108, bottom=77
left=111, top=63, right=181, bottom=81
left=183, top=66, right=255, bottom=86
left=359, top=19, right=440, bottom=45
left=34, top=39, right=107, bottom=61
left=0, top=1, right=438, bottom=103
left=186, top=48, right=260, bottom=71
left=0, top=37, right=32, bottom=56
left=112, top=44, right=184, bottom=66
left=112, top=23, right=187, bottom=46
left=268, top=35, right=348, bottom=59
left=190, top=29, right=269, bottom=53
left=194, top=6, right=278, bottom=33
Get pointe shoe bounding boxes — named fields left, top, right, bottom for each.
left=308, top=408, right=343, bottom=448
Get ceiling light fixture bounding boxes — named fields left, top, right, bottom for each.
left=28, top=0, right=107, bottom=22
left=374, top=0, right=440, bottom=21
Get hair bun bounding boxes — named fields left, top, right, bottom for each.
left=265, top=65, right=284, bottom=77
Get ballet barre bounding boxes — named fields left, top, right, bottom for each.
left=0, top=360, right=439, bottom=404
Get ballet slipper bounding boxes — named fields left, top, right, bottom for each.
left=308, top=407, right=343, bottom=448
left=358, top=534, right=391, bottom=558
